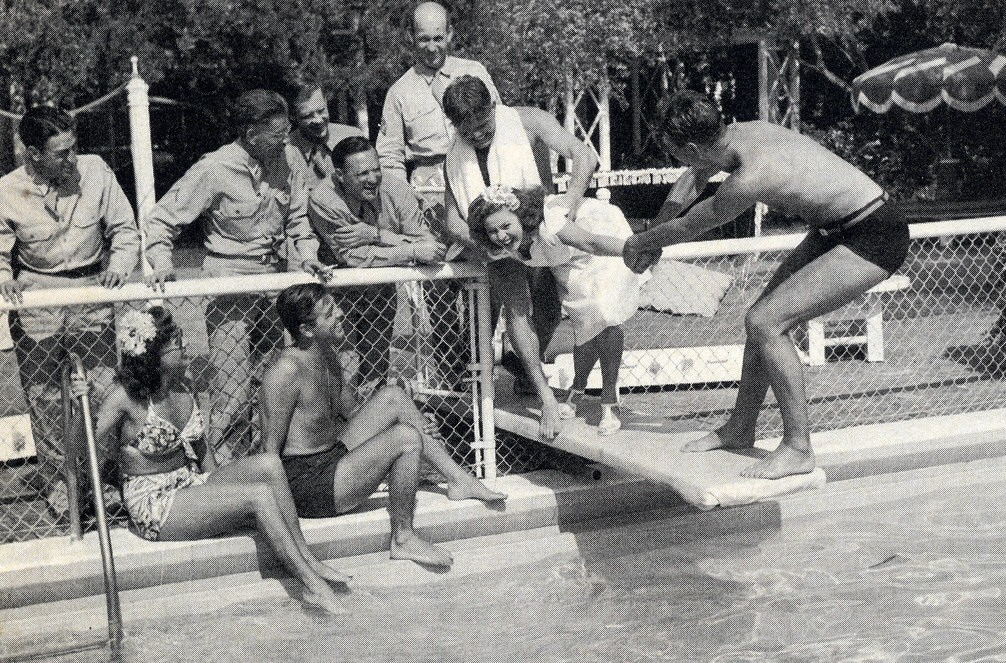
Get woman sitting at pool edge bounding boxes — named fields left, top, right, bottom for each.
left=70, top=307, right=348, bottom=614
left=468, top=185, right=650, bottom=436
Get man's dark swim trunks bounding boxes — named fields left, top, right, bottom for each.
left=804, top=194, right=910, bottom=275
left=282, top=442, right=349, bottom=518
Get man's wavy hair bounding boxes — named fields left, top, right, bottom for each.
left=277, top=282, right=327, bottom=344
left=442, top=75, right=492, bottom=129
left=662, top=90, right=724, bottom=147
left=117, top=306, right=179, bottom=401
left=466, top=186, right=546, bottom=253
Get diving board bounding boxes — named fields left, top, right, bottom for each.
left=495, top=402, right=826, bottom=510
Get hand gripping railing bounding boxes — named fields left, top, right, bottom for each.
left=52, top=353, right=124, bottom=661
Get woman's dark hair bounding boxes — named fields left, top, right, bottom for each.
left=466, top=186, right=546, bottom=252
left=117, top=306, right=179, bottom=401
left=277, top=282, right=328, bottom=343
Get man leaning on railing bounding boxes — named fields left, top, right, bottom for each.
left=0, top=105, right=140, bottom=455
left=143, top=89, right=318, bottom=462
left=302, top=136, right=446, bottom=401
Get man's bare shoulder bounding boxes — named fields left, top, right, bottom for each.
left=263, top=351, right=306, bottom=389
left=514, top=106, right=553, bottom=134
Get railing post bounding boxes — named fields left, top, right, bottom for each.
left=474, top=275, right=497, bottom=483
left=127, top=56, right=157, bottom=278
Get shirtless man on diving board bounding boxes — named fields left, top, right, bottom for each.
left=623, top=90, right=910, bottom=480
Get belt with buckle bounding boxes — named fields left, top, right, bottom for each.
left=817, top=193, right=888, bottom=237
left=19, top=262, right=103, bottom=279
left=206, top=251, right=280, bottom=265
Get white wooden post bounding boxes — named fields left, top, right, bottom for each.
left=126, top=57, right=157, bottom=277
left=598, top=74, right=611, bottom=172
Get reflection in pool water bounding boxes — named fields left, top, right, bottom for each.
left=60, top=479, right=1006, bottom=662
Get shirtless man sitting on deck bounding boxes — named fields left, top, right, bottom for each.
left=623, top=90, right=910, bottom=480
left=261, top=283, right=506, bottom=568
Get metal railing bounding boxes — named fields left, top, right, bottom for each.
left=4, top=217, right=1006, bottom=541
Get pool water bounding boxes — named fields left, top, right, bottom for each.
left=53, top=473, right=1006, bottom=663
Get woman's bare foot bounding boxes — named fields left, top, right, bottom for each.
left=391, top=531, right=454, bottom=568
left=681, top=426, right=755, bottom=453
left=301, top=586, right=348, bottom=614
left=447, top=477, right=508, bottom=503
left=740, top=443, right=816, bottom=479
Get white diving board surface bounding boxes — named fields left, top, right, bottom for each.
left=495, top=402, right=826, bottom=510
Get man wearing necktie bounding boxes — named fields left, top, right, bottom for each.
left=0, top=105, right=140, bottom=461
left=305, top=136, right=446, bottom=400
left=376, top=1, right=501, bottom=391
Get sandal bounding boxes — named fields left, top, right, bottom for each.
left=598, top=404, right=621, bottom=436
left=558, top=389, right=584, bottom=419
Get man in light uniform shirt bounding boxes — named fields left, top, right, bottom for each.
left=306, top=136, right=445, bottom=399
left=288, top=82, right=366, bottom=190
left=0, top=105, right=140, bottom=456
left=144, top=89, right=317, bottom=461
left=376, top=0, right=499, bottom=390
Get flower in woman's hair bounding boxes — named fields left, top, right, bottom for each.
left=480, top=184, right=520, bottom=212
left=118, top=310, right=158, bottom=356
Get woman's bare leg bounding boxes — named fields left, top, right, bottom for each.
left=159, top=483, right=345, bottom=613
left=208, top=454, right=351, bottom=583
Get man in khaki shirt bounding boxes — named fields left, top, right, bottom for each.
left=375, top=1, right=500, bottom=198
left=376, top=1, right=498, bottom=391
left=144, top=89, right=317, bottom=461
left=288, top=82, right=366, bottom=190
left=0, top=105, right=140, bottom=454
left=306, top=136, right=445, bottom=398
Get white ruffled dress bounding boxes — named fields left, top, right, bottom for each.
left=515, top=197, right=649, bottom=346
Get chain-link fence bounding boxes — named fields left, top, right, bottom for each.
left=604, top=218, right=1006, bottom=440
left=4, top=217, right=1006, bottom=541
left=0, top=266, right=493, bottom=542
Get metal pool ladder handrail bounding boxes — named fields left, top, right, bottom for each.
left=57, top=353, right=124, bottom=660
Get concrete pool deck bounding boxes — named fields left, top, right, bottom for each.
left=3, top=409, right=1006, bottom=615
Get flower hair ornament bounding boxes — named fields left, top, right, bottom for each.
left=479, top=184, right=520, bottom=212
left=118, top=309, right=158, bottom=356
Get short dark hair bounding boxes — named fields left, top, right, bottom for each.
left=331, top=135, right=374, bottom=170
left=232, top=89, right=289, bottom=135
left=442, top=75, right=493, bottom=128
left=291, top=80, right=324, bottom=107
left=19, top=106, right=75, bottom=151
left=277, top=283, right=328, bottom=343
left=466, top=186, right=546, bottom=252
left=403, top=0, right=455, bottom=34
left=662, top=90, right=724, bottom=147
left=117, top=307, right=180, bottom=401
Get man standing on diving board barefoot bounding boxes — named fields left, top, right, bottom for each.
left=623, top=90, right=909, bottom=480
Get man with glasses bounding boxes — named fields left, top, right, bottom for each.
left=145, top=89, right=317, bottom=462
left=0, top=105, right=140, bottom=485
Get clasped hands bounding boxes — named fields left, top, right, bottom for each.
left=621, top=234, right=662, bottom=274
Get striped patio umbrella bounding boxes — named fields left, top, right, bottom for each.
left=853, top=43, right=1006, bottom=113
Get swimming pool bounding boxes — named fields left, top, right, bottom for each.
left=31, top=456, right=1006, bottom=663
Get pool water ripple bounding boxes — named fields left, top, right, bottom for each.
left=49, top=478, right=1006, bottom=663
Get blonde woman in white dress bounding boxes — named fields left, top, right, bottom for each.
left=467, top=186, right=650, bottom=435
